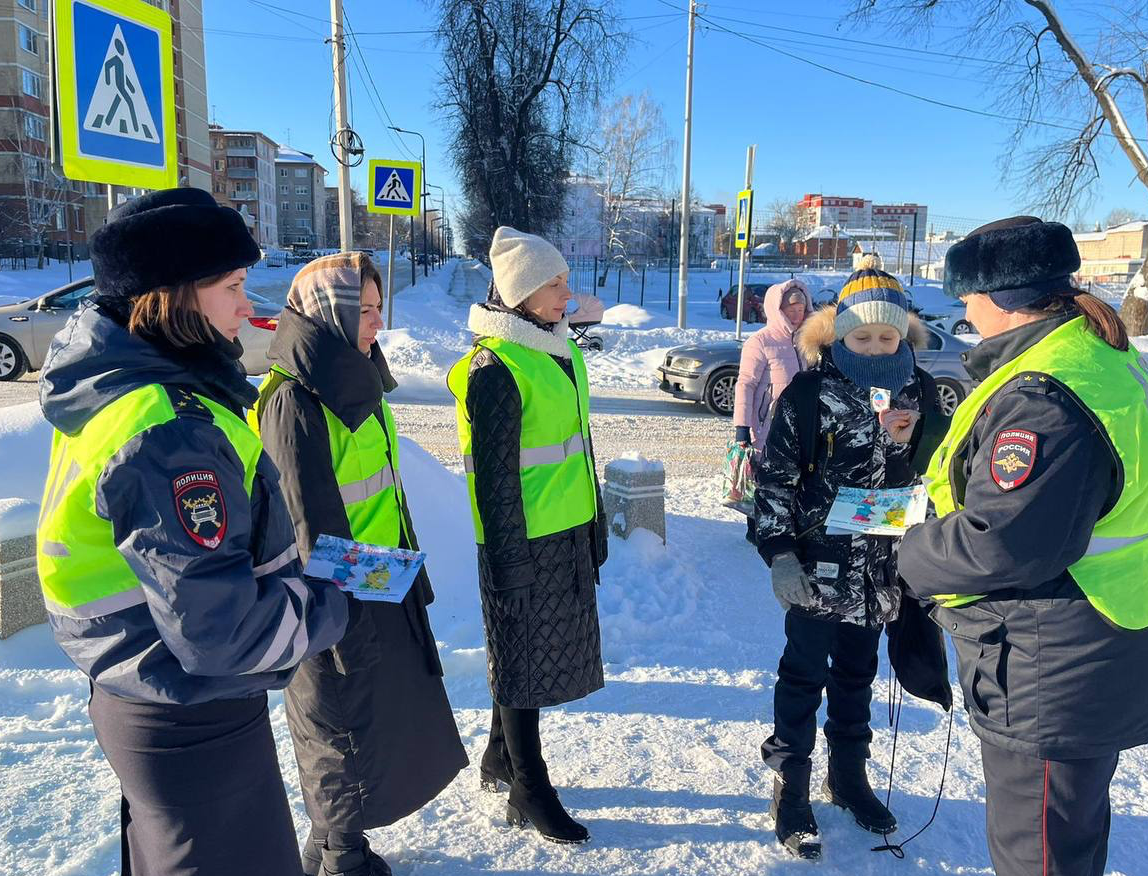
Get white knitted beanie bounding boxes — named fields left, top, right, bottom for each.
left=488, top=226, right=570, bottom=308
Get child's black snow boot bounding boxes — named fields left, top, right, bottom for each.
left=823, top=755, right=897, bottom=834
left=770, top=765, right=821, bottom=860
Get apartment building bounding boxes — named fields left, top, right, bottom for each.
left=209, top=125, right=278, bottom=247
left=275, top=146, right=328, bottom=249
left=1074, top=220, right=1148, bottom=284
left=798, top=194, right=928, bottom=241
left=0, top=0, right=86, bottom=250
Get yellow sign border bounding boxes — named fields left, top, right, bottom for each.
left=734, top=188, right=754, bottom=250
left=367, top=159, right=422, bottom=216
left=54, top=0, right=177, bottom=189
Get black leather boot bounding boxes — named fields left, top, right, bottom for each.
left=507, top=781, right=590, bottom=845
left=481, top=704, right=514, bottom=792
left=770, top=765, right=821, bottom=860
left=823, top=755, right=897, bottom=834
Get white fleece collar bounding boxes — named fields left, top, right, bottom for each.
left=467, top=304, right=571, bottom=358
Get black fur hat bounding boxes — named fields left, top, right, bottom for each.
left=943, top=216, right=1081, bottom=310
left=89, top=187, right=261, bottom=298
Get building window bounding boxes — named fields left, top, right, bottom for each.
left=279, top=184, right=289, bottom=195
left=85, top=182, right=100, bottom=196
left=296, top=201, right=308, bottom=212
left=295, top=185, right=307, bottom=195
left=18, top=24, right=38, bottom=55
left=279, top=167, right=288, bottom=177
left=17, top=0, right=36, bottom=10
left=26, top=157, right=44, bottom=180
left=214, top=159, right=224, bottom=171
left=55, top=206, right=66, bottom=230
left=296, top=219, right=309, bottom=228
left=21, top=69, right=43, bottom=99
left=24, top=114, right=45, bottom=142
left=72, top=206, right=82, bottom=232
left=294, top=168, right=307, bottom=177
left=281, top=201, right=290, bottom=212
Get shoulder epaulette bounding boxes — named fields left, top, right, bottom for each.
left=166, top=386, right=213, bottom=420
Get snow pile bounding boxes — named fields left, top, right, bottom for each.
left=0, top=402, right=52, bottom=505
left=608, top=451, right=664, bottom=475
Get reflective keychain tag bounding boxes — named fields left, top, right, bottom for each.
left=870, top=387, right=891, bottom=413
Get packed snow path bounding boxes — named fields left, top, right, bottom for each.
left=2, top=260, right=1147, bottom=873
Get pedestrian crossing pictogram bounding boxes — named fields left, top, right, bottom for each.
left=82, top=24, right=159, bottom=143
left=378, top=170, right=412, bottom=205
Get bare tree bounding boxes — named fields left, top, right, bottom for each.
left=435, top=0, right=626, bottom=254
left=590, top=92, right=675, bottom=272
left=849, top=0, right=1148, bottom=291
left=0, top=111, right=72, bottom=267
left=767, top=197, right=811, bottom=252
left=1104, top=207, right=1141, bottom=228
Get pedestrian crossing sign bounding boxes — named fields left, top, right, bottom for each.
left=368, top=159, right=421, bottom=216
left=52, top=0, right=177, bottom=189
left=735, top=188, right=753, bottom=250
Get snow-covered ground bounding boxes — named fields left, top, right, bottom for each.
left=1, top=259, right=1147, bottom=873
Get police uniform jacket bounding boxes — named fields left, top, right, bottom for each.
left=899, top=312, right=1148, bottom=759
left=38, top=297, right=348, bottom=704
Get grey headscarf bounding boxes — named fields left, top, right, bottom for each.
left=285, top=251, right=396, bottom=392
left=286, top=251, right=383, bottom=349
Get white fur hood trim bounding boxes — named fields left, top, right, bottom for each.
left=467, top=304, right=571, bottom=358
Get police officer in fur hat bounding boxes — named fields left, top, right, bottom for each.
left=35, top=187, right=349, bottom=875
left=883, top=217, right=1148, bottom=876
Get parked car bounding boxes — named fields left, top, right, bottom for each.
left=0, top=278, right=281, bottom=380
left=656, top=323, right=973, bottom=416
left=719, top=284, right=768, bottom=322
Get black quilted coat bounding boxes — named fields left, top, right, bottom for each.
left=464, top=303, right=607, bottom=709
left=257, top=307, right=467, bottom=831
left=754, top=306, right=942, bottom=628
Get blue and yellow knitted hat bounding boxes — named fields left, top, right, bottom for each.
left=835, top=254, right=909, bottom=340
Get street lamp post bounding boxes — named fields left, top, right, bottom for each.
left=389, top=126, right=429, bottom=277
left=426, top=183, right=446, bottom=266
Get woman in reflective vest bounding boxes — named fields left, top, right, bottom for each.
left=886, top=218, right=1148, bottom=876
left=447, top=227, right=608, bottom=844
left=35, top=188, right=349, bottom=875
left=251, top=253, right=467, bottom=876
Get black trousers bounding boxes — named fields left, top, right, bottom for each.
left=488, top=704, right=548, bottom=791
left=761, top=610, right=882, bottom=772
left=89, top=685, right=300, bottom=876
left=980, top=740, right=1119, bottom=876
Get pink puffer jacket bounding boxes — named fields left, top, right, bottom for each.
left=733, top=279, right=812, bottom=450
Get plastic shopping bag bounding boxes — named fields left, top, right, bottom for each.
left=720, top=440, right=756, bottom=515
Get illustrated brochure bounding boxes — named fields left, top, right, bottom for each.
left=303, top=534, right=426, bottom=602
left=824, top=485, right=928, bottom=536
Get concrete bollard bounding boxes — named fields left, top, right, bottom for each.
left=603, top=455, right=666, bottom=545
left=0, top=500, right=46, bottom=639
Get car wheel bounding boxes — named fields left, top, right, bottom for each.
left=588, top=337, right=604, bottom=351
left=704, top=367, right=738, bottom=416
left=951, top=319, right=974, bottom=335
left=934, top=378, right=965, bottom=417
left=720, top=303, right=730, bottom=319
left=0, top=334, right=28, bottom=381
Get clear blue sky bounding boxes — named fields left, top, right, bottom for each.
left=202, top=0, right=1144, bottom=234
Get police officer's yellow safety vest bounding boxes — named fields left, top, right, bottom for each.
left=925, top=317, right=1148, bottom=629
left=37, top=385, right=261, bottom=620
left=446, top=337, right=597, bottom=543
left=250, top=366, right=405, bottom=548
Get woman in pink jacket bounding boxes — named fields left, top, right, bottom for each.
left=733, top=279, right=813, bottom=541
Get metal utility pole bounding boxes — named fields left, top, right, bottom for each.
left=734, top=145, right=756, bottom=341
left=330, top=0, right=353, bottom=251
left=390, top=126, right=428, bottom=275
left=385, top=216, right=395, bottom=328
left=675, top=0, right=698, bottom=329
left=909, top=212, right=919, bottom=286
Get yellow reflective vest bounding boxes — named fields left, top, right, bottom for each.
left=925, top=317, right=1148, bottom=629
left=447, top=337, right=596, bottom=543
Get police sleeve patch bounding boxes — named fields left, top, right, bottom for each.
left=990, top=429, right=1038, bottom=491
left=173, top=470, right=227, bottom=549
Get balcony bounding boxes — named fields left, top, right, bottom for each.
left=230, top=191, right=257, bottom=201
left=227, top=168, right=257, bottom=179
left=225, top=147, right=256, bottom=158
